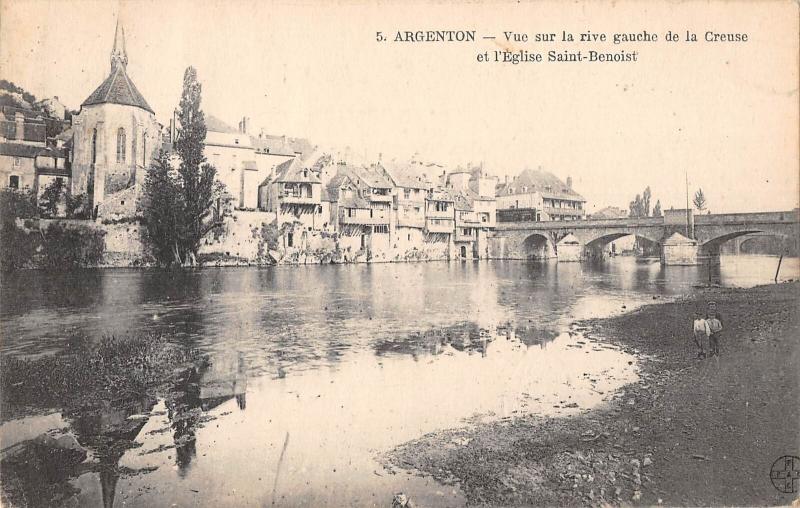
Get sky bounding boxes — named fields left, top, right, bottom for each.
left=1, top=0, right=798, bottom=214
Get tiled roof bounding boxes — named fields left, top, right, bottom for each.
left=206, top=115, right=238, bottom=134
left=251, top=134, right=313, bottom=157
left=274, top=158, right=321, bottom=184
left=429, top=188, right=455, bottom=202
left=0, top=142, right=49, bottom=158
left=338, top=194, right=370, bottom=209
left=383, top=161, right=432, bottom=189
left=453, top=192, right=474, bottom=211
left=346, top=164, right=393, bottom=189
left=495, top=168, right=585, bottom=201
left=82, top=64, right=154, bottom=114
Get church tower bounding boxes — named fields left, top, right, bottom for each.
left=71, top=18, right=160, bottom=218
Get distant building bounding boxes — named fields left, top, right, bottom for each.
left=204, top=115, right=313, bottom=210
left=323, top=163, right=392, bottom=256
left=495, top=168, right=586, bottom=221
left=1, top=105, right=70, bottom=198
left=446, top=164, right=497, bottom=258
left=265, top=158, right=323, bottom=230
left=590, top=206, right=628, bottom=219
left=384, top=161, right=431, bottom=253
left=35, top=96, right=67, bottom=121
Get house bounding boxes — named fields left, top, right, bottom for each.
left=204, top=115, right=314, bottom=210
left=1, top=105, right=71, bottom=199
left=323, top=164, right=393, bottom=258
left=591, top=206, right=628, bottom=219
left=266, top=158, right=323, bottom=230
left=453, top=192, right=481, bottom=258
left=495, top=168, right=586, bottom=221
left=425, top=188, right=455, bottom=258
left=383, top=161, right=431, bottom=255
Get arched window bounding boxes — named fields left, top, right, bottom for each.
left=116, top=127, right=126, bottom=163
left=91, top=128, right=98, bottom=164
left=142, top=131, right=147, bottom=166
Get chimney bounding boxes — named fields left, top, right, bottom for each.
left=239, top=116, right=249, bottom=134
left=14, top=113, right=24, bottom=141
left=567, top=176, right=573, bottom=189
left=504, top=175, right=509, bottom=184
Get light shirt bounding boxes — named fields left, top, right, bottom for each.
left=693, top=318, right=711, bottom=336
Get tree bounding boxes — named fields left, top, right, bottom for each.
left=652, top=199, right=662, bottom=217
left=142, top=67, right=231, bottom=266
left=0, top=187, right=40, bottom=271
left=38, top=178, right=65, bottom=218
left=629, top=194, right=643, bottom=218
left=642, top=186, right=652, bottom=217
left=693, top=188, right=707, bottom=213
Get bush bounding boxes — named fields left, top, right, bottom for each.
left=0, top=223, right=39, bottom=271
left=1, top=333, right=205, bottom=410
left=40, top=223, right=106, bottom=268
left=38, top=179, right=65, bottom=218
left=0, top=188, right=40, bottom=271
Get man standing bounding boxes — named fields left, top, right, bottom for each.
left=706, top=301, right=724, bottom=356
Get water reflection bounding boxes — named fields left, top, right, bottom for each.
left=1, top=256, right=798, bottom=506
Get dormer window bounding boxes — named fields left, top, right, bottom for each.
left=508, top=187, right=514, bottom=194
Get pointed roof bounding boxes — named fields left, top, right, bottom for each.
left=274, top=158, right=321, bottom=184
left=81, top=19, right=154, bottom=114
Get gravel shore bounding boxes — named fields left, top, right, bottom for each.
left=386, top=281, right=800, bottom=506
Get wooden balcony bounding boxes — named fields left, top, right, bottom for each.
left=279, top=195, right=318, bottom=205
left=397, top=216, right=426, bottom=228
left=425, top=220, right=454, bottom=234
left=339, top=213, right=390, bottom=225
left=426, top=209, right=453, bottom=219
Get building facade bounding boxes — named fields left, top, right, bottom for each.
left=495, top=168, right=586, bottom=221
left=70, top=21, right=161, bottom=218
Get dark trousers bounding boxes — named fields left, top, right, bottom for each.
left=709, top=333, right=721, bottom=356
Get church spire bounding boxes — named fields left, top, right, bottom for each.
left=110, top=18, right=128, bottom=70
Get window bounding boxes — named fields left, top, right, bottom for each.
left=374, top=225, right=389, bottom=234
left=13, top=157, right=20, bottom=167
left=404, top=189, right=411, bottom=199
left=116, top=127, right=126, bottom=163
left=8, top=175, right=19, bottom=188
left=91, top=128, right=98, bottom=164
left=142, top=132, right=147, bottom=166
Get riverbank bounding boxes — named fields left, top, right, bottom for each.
left=385, top=281, right=800, bottom=506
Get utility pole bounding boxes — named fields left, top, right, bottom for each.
left=685, top=170, right=690, bottom=238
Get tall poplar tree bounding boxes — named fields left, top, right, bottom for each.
left=143, top=67, right=231, bottom=266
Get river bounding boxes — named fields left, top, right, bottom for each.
left=0, top=255, right=797, bottom=507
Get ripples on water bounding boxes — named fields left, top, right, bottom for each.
left=0, top=255, right=796, bottom=506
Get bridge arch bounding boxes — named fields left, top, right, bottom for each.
left=700, top=230, right=769, bottom=254
left=521, top=233, right=556, bottom=260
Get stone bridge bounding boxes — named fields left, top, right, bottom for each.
left=488, top=209, right=800, bottom=265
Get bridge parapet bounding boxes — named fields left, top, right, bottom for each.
left=694, top=210, right=800, bottom=225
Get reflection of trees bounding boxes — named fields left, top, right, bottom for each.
left=167, top=353, right=248, bottom=476
left=70, top=397, right=156, bottom=508
left=374, top=321, right=499, bottom=359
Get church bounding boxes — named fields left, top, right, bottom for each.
left=70, top=20, right=161, bottom=218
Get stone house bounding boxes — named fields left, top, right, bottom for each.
left=495, top=168, right=586, bottom=221
left=70, top=20, right=161, bottom=218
